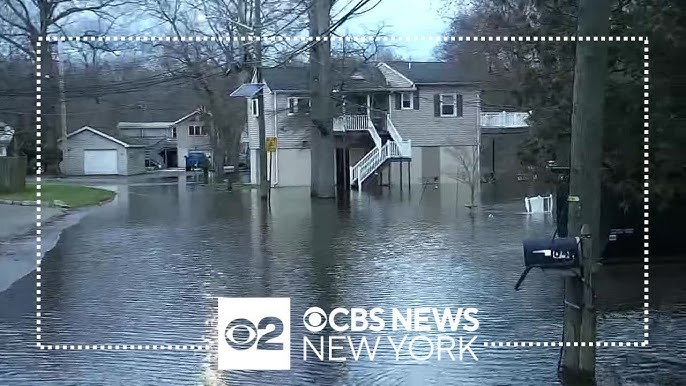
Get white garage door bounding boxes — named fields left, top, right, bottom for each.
left=84, top=149, right=118, bottom=175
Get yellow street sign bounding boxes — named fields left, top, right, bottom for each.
left=266, top=137, right=277, bottom=152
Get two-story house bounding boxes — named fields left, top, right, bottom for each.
left=118, top=109, right=213, bottom=168
left=233, top=61, right=486, bottom=190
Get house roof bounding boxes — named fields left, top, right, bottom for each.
left=230, top=83, right=265, bottom=97
left=116, top=109, right=204, bottom=130
left=384, top=61, right=488, bottom=85
left=117, top=122, right=174, bottom=130
left=172, top=109, right=204, bottom=124
left=252, top=61, right=487, bottom=93
left=66, top=126, right=147, bottom=147
left=261, top=67, right=309, bottom=91
left=260, top=63, right=388, bottom=92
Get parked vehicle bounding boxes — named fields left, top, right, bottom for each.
left=184, top=152, right=209, bottom=171
left=238, top=152, right=249, bottom=168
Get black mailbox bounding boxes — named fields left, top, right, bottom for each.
left=515, top=237, right=581, bottom=291
left=523, top=237, right=581, bottom=270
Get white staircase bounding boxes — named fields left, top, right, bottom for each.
left=146, top=137, right=176, bottom=168
left=349, top=114, right=411, bottom=188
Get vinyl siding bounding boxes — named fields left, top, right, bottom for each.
left=274, top=92, right=313, bottom=149
left=247, top=91, right=276, bottom=150
left=64, top=130, right=127, bottom=175
left=388, top=86, right=479, bottom=147
left=126, top=147, right=146, bottom=175
left=247, top=90, right=312, bottom=150
left=176, top=116, right=212, bottom=157
left=120, top=127, right=170, bottom=138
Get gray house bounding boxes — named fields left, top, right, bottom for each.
left=235, top=61, right=486, bottom=189
left=63, top=126, right=146, bottom=175
left=117, top=109, right=213, bottom=168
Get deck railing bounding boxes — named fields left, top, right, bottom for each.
left=480, top=111, right=530, bottom=128
left=333, top=115, right=369, bottom=132
left=349, top=115, right=411, bottom=187
left=386, top=114, right=411, bottom=157
left=334, top=114, right=381, bottom=148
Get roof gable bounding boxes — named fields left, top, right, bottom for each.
left=67, top=126, right=146, bottom=147
left=173, top=109, right=204, bottom=124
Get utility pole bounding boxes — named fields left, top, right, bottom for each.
left=561, top=0, right=610, bottom=380
left=254, top=0, right=269, bottom=199
left=308, top=0, right=336, bottom=198
left=55, top=40, right=68, bottom=175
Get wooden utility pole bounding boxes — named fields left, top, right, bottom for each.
left=562, top=0, right=610, bottom=379
left=54, top=40, right=68, bottom=175
left=254, top=0, right=269, bottom=199
left=308, top=0, right=336, bottom=198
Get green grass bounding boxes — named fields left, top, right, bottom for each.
left=0, top=184, right=115, bottom=208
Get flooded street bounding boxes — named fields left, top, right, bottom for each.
left=1, top=175, right=684, bottom=385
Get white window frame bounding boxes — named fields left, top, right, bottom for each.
left=287, top=97, right=297, bottom=115
left=401, top=92, right=413, bottom=109
left=188, top=125, right=206, bottom=136
left=288, top=97, right=311, bottom=115
left=251, top=98, right=259, bottom=117
left=440, top=93, right=458, bottom=117
left=171, top=127, right=177, bottom=138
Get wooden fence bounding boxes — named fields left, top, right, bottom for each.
left=0, top=156, right=27, bottom=193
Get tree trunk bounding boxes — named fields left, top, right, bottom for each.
left=308, top=0, right=336, bottom=198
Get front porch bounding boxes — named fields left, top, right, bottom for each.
left=329, top=92, right=412, bottom=190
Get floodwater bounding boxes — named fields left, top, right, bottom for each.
left=0, top=175, right=684, bottom=385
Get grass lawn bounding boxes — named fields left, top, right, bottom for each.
left=0, top=184, right=115, bottom=208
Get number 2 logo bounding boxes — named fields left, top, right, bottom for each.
left=225, top=317, right=284, bottom=351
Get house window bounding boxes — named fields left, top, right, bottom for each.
left=401, top=92, right=413, bottom=109
left=251, top=98, right=259, bottom=117
left=440, top=94, right=457, bottom=117
left=188, top=125, right=205, bottom=136
left=172, top=127, right=177, bottom=138
left=288, top=97, right=310, bottom=115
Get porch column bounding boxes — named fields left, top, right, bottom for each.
left=366, top=94, right=371, bottom=118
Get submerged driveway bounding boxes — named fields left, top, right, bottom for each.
left=0, top=175, right=684, bottom=385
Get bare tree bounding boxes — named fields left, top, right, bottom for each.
left=445, top=143, right=481, bottom=212
left=142, top=0, right=312, bottom=172
left=0, top=0, right=132, bottom=172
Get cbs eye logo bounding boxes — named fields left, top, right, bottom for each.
left=303, top=307, right=328, bottom=332
left=225, top=317, right=284, bottom=350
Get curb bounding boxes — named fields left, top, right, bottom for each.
left=0, top=199, right=70, bottom=208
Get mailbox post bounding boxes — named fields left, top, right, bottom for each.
left=515, top=236, right=582, bottom=291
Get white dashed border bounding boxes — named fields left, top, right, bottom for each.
left=34, top=35, right=649, bottom=350
left=643, top=39, right=650, bottom=346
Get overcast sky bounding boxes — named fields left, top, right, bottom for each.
left=336, top=0, right=453, bottom=60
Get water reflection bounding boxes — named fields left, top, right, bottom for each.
left=0, top=177, right=683, bottom=385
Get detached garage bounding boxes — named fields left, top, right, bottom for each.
left=63, top=126, right=146, bottom=176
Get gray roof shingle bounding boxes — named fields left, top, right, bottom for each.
left=385, top=61, right=489, bottom=85
left=261, top=63, right=388, bottom=92
left=259, top=61, right=487, bottom=91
